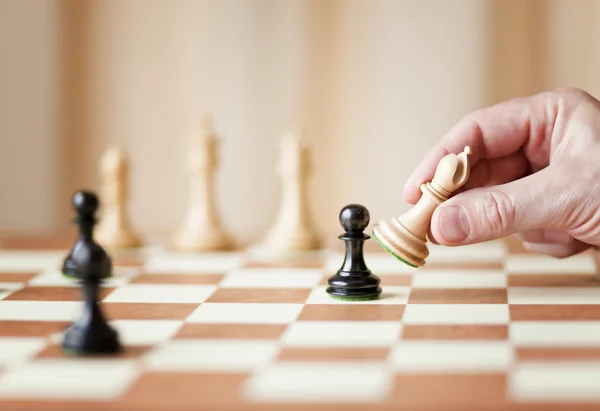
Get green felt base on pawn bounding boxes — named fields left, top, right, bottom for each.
left=62, top=347, right=88, bottom=357
left=328, top=294, right=379, bottom=302
left=372, top=229, right=418, bottom=268
left=62, top=346, right=121, bottom=357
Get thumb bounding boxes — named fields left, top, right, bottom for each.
left=429, top=166, right=571, bottom=246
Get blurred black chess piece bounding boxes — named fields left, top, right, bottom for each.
left=326, top=204, right=382, bottom=300
left=62, top=190, right=121, bottom=355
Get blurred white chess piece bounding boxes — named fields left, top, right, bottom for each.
left=172, top=115, right=234, bottom=251
left=261, top=131, right=321, bottom=253
left=95, top=148, right=142, bottom=248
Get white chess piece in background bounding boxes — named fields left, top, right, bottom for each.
left=95, top=148, right=142, bottom=248
left=260, top=131, right=321, bottom=253
left=172, top=116, right=234, bottom=251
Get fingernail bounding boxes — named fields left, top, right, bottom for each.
left=438, top=206, right=470, bottom=242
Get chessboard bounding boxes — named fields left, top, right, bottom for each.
left=0, top=233, right=600, bottom=411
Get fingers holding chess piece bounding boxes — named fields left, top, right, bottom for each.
left=372, top=146, right=473, bottom=267
left=326, top=204, right=382, bottom=301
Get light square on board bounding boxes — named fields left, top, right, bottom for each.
left=281, top=321, right=402, bottom=348
left=0, top=301, right=80, bottom=321
left=0, top=337, right=47, bottom=366
left=130, top=273, right=224, bottom=285
left=510, top=362, right=600, bottom=402
left=0, top=251, right=65, bottom=272
left=143, top=339, right=280, bottom=372
left=0, top=359, right=139, bottom=399
left=402, top=304, right=509, bottom=325
left=242, top=362, right=392, bottom=403
left=277, top=347, right=390, bottom=362
left=219, top=267, right=323, bottom=289
left=505, top=254, right=597, bottom=274
left=426, top=241, right=507, bottom=263
left=388, top=340, right=513, bottom=373
left=102, top=284, right=217, bottom=304
left=144, top=252, right=243, bottom=274
left=510, top=321, right=600, bottom=347
left=186, top=302, right=303, bottom=324
left=243, top=246, right=326, bottom=268
left=411, top=270, right=506, bottom=289
left=306, top=286, right=409, bottom=305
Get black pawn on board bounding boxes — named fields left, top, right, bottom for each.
left=62, top=190, right=121, bottom=355
left=326, top=204, right=382, bottom=301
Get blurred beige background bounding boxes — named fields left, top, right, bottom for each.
left=1, top=0, right=600, bottom=245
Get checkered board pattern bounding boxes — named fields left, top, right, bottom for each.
left=1, top=235, right=600, bottom=411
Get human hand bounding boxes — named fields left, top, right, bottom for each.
left=403, top=87, right=600, bottom=258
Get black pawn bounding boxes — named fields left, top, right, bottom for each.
left=62, top=190, right=121, bottom=355
left=326, top=204, right=382, bottom=300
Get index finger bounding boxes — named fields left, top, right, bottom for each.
left=403, top=92, right=558, bottom=203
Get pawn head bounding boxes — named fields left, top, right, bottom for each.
left=72, top=190, right=99, bottom=217
left=339, top=204, right=370, bottom=233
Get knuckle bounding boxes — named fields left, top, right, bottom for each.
left=534, top=87, right=593, bottom=119
left=553, top=86, right=589, bottom=100
left=476, top=189, right=516, bottom=236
